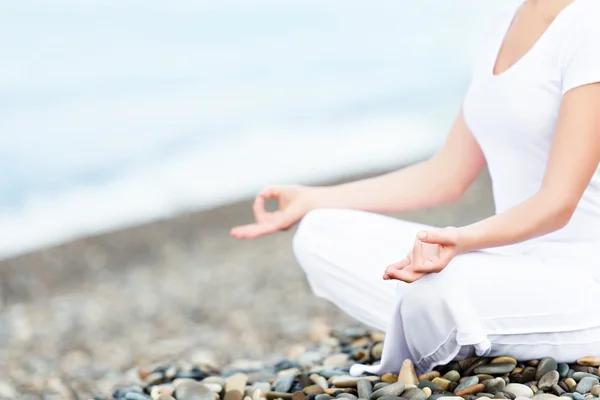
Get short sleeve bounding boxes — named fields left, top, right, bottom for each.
left=561, top=24, right=600, bottom=95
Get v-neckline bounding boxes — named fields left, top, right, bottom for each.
left=490, top=0, right=578, bottom=78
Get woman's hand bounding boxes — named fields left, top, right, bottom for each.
left=383, top=227, right=461, bottom=283
left=231, top=185, right=317, bottom=239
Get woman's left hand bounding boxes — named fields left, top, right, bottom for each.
left=383, top=227, right=461, bottom=283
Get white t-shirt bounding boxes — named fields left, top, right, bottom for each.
left=462, top=0, right=600, bottom=258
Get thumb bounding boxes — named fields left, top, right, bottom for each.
left=416, top=228, right=457, bottom=245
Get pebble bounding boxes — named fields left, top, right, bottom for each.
left=455, top=377, right=479, bottom=394
left=443, top=371, right=461, bottom=383
left=456, top=384, right=486, bottom=396
left=156, top=395, right=176, bottom=400
left=305, top=385, right=325, bottom=395
left=505, top=383, right=534, bottom=398
left=475, top=364, right=517, bottom=375
left=419, top=372, right=441, bottom=381
left=558, top=365, right=570, bottom=379
left=531, top=395, right=559, bottom=400
left=565, top=379, right=578, bottom=391
left=274, top=376, right=295, bottom=393
left=421, top=388, right=432, bottom=397
left=370, top=383, right=406, bottom=400
left=418, top=380, right=441, bottom=392
left=332, top=377, right=360, bottom=389
left=358, top=379, right=373, bottom=399
left=573, top=373, right=600, bottom=382
left=539, top=371, right=560, bottom=391
left=267, top=392, right=293, bottom=400
left=151, top=385, right=175, bottom=399
left=125, top=393, right=152, bottom=400
left=577, top=358, right=600, bottom=367
left=382, top=374, right=398, bottom=384
left=175, top=382, right=214, bottom=400
left=537, top=359, right=559, bottom=382
left=324, top=354, right=351, bottom=368
left=374, top=383, right=391, bottom=391
left=591, top=385, right=600, bottom=397
left=432, top=378, right=452, bottom=391
left=338, top=394, right=358, bottom=400
left=310, top=374, right=329, bottom=391
left=576, top=377, right=600, bottom=394
left=493, top=358, right=519, bottom=366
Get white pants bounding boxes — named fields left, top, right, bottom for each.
left=292, top=208, right=600, bottom=375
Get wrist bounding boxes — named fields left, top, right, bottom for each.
left=454, top=225, right=475, bottom=254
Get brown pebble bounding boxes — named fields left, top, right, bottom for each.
left=138, top=366, right=154, bottom=381
left=422, top=387, right=432, bottom=397
left=432, top=378, right=451, bottom=391
left=157, top=395, right=176, bottom=400
left=381, top=373, right=398, bottom=384
left=527, top=360, right=540, bottom=367
left=304, top=385, right=324, bottom=395
left=398, top=359, right=419, bottom=386
left=266, top=392, right=293, bottom=400
left=456, top=383, right=485, bottom=396
left=565, top=378, right=577, bottom=391
left=511, top=368, right=524, bottom=376
left=419, top=371, right=441, bottom=381
left=577, top=357, right=600, bottom=367
left=292, top=392, right=304, bottom=400
left=491, top=357, right=518, bottom=366
left=326, top=388, right=341, bottom=395
left=371, top=332, right=386, bottom=342
left=459, top=357, right=480, bottom=371
left=477, top=375, right=494, bottom=382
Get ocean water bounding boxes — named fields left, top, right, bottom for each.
left=0, top=0, right=517, bottom=259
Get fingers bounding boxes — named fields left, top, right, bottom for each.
left=252, top=186, right=281, bottom=222
left=382, top=256, right=410, bottom=280
left=230, top=223, right=277, bottom=239
left=416, top=229, right=457, bottom=245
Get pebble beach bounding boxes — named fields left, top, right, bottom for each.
left=0, top=168, right=497, bottom=399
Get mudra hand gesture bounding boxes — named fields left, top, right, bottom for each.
left=383, top=227, right=461, bottom=283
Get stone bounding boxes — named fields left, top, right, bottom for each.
left=299, top=352, right=324, bottom=368
left=422, top=388, right=432, bottom=397
left=443, top=371, right=461, bottom=383
left=370, top=383, right=406, bottom=400
left=573, top=374, right=600, bottom=383
left=552, top=385, right=567, bottom=397
left=305, top=386, right=325, bottom=395
left=145, top=372, right=165, bottom=386
left=591, top=386, right=600, bottom=397
left=505, top=383, right=534, bottom=398
left=374, top=383, right=391, bottom=391
left=435, top=397, right=464, bottom=400
left=484, top=378, right=506, bottom=392
left=401, top=387, right=427, bottom=400
left=156, top=395, right=176, bottom=400
left=333, top=377, right=361, bottom=389
left=125, top=394, right=151, bottom=400
left=478, top=375, right=495, bottom=383
left=279, top=368, right=301, bottom=377
left=465, top=359, right=491, bottom=377
left=565, top=379, right=578, bottom=391
left=492, top=358, right=518, bottom=366
left=522, top=368, right=537, bottom=384
left=398, top=360, right=419, bottom=386
left=267, top=392, right=294, bottom=400
left=433, top=378, right=452, bottom=391
left=531, top=395, right=559, bottom=400
left=572, top=394, right=586, bottom=400
left=311, top=375, right=329, bottom=391
left=456, top=384, right=486, bottom=396
left=324, top=354, right=352, bottom=368
left=338, top=394, right=359, bottom=400
left=377, top=397, right=407, bottom=400
left=558, top=365, right=570, bottom=379
left=476, top=394, right=494, bottom=399
left=539, top=371, right=560, bottom=391
left=475, top=365, right=516, bottom=376
left=358, top=379, right=373, bottom=399
left=371, top=343, right=384, bottom=361
left=292, top=392, right=305, bottom=400
left=203, top=377, right=227, bottom=386
left=382, top=374, right=398, bottom=384
left=418, top=380, right=442, bottom=392
left=577, top=358, right=600, bottom=367
left=455, top=377, right=479, bottom=394
left=175, top=382, right=215, bottom=400
left=420, top=371, right=441, bottom=381
left=274, top=376, right=296, bottom=393
left=576, top=378, right=599, bottom=394
left=536, top=358, right=558, bottom=381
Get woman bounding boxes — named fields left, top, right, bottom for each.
left=231, top=0, right=600, bottom=375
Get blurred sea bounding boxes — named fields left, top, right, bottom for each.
left=0, top=0, right=518, bottom=259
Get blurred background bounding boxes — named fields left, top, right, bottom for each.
left=0, top=0, right=516, bottom=398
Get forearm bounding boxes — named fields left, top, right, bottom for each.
left=311, top=158, right=462, bottom=213
left=457, top=191, right=570, bottom=253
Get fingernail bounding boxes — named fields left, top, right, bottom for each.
left=417, top=231, right=427, bottom=239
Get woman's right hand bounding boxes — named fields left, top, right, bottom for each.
left=230, top=185, right=318, bottom=239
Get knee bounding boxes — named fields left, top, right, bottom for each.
left=400, top=276, right=449, bottom=320
left=292, top=208, right=332, bottom=268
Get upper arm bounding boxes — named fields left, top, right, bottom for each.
left=432, top=109, right=487, bottom=194
left=540, top=83, right=600, bottom=215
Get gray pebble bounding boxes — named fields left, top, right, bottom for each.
left=274, top=376, right=295, bottom=393
left=573, top=394, right=586, bottom=400
left=443, top=371, right=461, bottom=383
left=316, top=395, right=333, bottom=400
left=474, top=364, right=516, bottom=375
left=558, top=365, right=570, bottom=379
left=577, top=378, right=600, bottom=394
left=536, top=358, right=558, bottom=381
left=418, top=380, right=442, bottom=392
left=574, top=373, right=600, bottom=382
left=476, top=394, right=495, bottom=399
left=374, top=383, right=391, bottom=391
left=455, top=377, right=479, bottom=394
left=358, top=379, right=373, bottom=399
left=125, top=394, right=151, bottom=400
left=401, top=388, right=426, bottom=400
left=539, top=371, right=560, bottom=391
left=552, top=384, right=566, bottom=396
left=370, top=383, right=406, bottom=400
left=176, top=382, right=215, bottom=400
left=338, top=394, right=358, bottom=400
